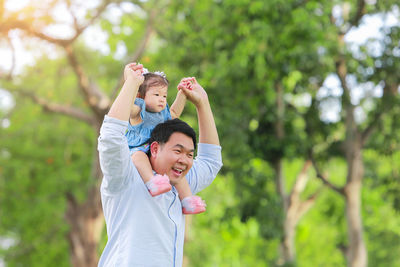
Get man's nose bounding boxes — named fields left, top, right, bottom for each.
left=177, top=154, right=189, bottom=164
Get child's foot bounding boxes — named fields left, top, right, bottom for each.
left=146, top=174, right=172, bottom=197
left=181, top=196, right=206, bottom=214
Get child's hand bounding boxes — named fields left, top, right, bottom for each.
left=178, top=77, right=208, bottom=106
left=124, top=62, right=144, bottom=86
left=177, top=77, right=194, bottom=91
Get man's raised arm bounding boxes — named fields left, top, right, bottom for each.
left=178, top=77, right=222, bottom=194
left=97, top=63, right=144, bottom=193
left=108, top=63, right=144, bottom=120
left=178, top=77, right=220, bottom=145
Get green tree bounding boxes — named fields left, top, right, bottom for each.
left=0, top=0, right=168, bottom=265
left=156, top=0, right=400, bottom=266
left=1, top=0, right=399, bottom=266
left=156, top=0, right=333, bottom=265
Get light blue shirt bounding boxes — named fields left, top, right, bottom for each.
left=97, top=115, right=223, bottom=267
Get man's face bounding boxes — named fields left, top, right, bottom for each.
left=144, top=85, right=168, bottom=113
left=150, top=132, right=194, bottom=185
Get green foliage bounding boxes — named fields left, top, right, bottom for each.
left=362, top=149, right=400, bottom=266
left=1, top=0, right=400, bottom=266
left=296, top=188, right=347, bottom=267
left=0, top=57, right=96, bottom=265
left=156, top=0, right=400, bottom=265
left=185, top=173, right=280, bottom=267
left=234, top=159, right=283, bottom=239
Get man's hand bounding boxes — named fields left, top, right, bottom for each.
left=124, top=62, right=145, bottom=86
left=177, top=77, right=208, bottom=107
left=108, top=63, right=145, bottom=120
left=178, top=76, right=219, bottom=145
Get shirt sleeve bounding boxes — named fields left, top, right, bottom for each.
left=97, top=115, right=136, bottom=194
left=186, top=143, right=223, bottom=195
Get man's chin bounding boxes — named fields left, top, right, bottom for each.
left=168, top=172, right=187, bottom=185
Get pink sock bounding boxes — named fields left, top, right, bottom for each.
left=146, top=174, right=172, bottom=197
left=181, top=196, right=206, bottom=214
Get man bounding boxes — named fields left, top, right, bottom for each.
left=97, top=63, right=222, bottom=266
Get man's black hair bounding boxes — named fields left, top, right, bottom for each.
left=147, top=119, right=197, bottom=156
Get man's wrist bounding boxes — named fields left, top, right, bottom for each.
left=195, top=97, right=210, bottom=110
left=125, top=76, right=142, bottom=87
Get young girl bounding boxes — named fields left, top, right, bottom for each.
left=125, top=63, right=206, bottom=214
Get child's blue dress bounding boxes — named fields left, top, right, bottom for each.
left=125, top=98, right=172, bottom=154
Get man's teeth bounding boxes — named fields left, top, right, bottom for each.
left=174, top=168, right=183, bottom=173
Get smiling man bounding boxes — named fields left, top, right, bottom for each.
left=148, top=123, right=195, bottom=181
left=97, top=63, right=222, bottom=267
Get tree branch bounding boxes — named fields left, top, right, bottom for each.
left=350, top=0, right=366, bottom=28
left=110, top=9, right=156, bottom=99
left=68, top=0, right=119, bottom=43
left=65, top=45, right=110, bottom=117
left=361, top=82, right=399, bottom=145
left=19, top=90, right=97, bottom=126
left=293, top=0, right=310, bottom=9
left=310, top=154, right=345, bottom=195
left=286, top=160, right=315, bottom=226
left=0, top=17, right=72, bottom=46
left=294, top=188, right=321, bottom=224
left=288, top=160, right=312, bottom=205
left=0, top=0, right=120, bottom=47
left=361, top=109, right=383, bottom=145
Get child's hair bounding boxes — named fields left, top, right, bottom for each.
left=137, top=73, right=169, bottom=99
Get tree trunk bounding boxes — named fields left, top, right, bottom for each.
left=274, top=159, right=297, bottom=265
left=344, top=142, right=367, bottom=267
left=281, top=219, right=296, bottom=264
left=183, top=215, right=193, bottom=267
left=66, top=144, right=104, bottom=267
left=273, top=81, right=296, bottom=265
left=66, top=198, right=104, bottom=267
left=279, top=160, right=314, bottom=265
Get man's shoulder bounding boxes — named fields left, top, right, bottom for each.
left=196, top=143, right=222, bottom=155
left=103, top=115, right=129, bottom=127
left=99, top=115, right=129, bottom=138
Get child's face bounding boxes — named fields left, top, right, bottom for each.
left=144, top=85, right=168, bottom=113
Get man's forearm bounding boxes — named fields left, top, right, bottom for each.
left=108, top=77, right=140, bottom=121
left=196, top=98, right=220, bottom=146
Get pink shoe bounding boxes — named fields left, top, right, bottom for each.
left=181, top=196, right=206, bottom=214
left=146, top=174, right=172, bottom=197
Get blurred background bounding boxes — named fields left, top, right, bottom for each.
left=0, top=0, right=399, bottom=266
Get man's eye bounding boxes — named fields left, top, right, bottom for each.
left=188, top=154, right=193, bottom=158
left=155, top=94, right=159, bottom=96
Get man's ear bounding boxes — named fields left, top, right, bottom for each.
left=150, top=141, right=159, bottom=158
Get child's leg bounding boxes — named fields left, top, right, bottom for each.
left=131, top=151, right=171, bottom=196
left=175, top=176, right=193, bottom=201
left=131, top=151, right=154, bottom=183
left=176, top=177, right=206, bottom=214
